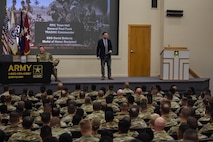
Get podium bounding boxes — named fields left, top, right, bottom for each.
left=160, top=47, right=189, bottom=80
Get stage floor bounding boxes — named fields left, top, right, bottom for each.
left=1, top=77, right=209, bottom=95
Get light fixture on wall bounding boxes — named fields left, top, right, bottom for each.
left=166, top=10, right=183, bottom=17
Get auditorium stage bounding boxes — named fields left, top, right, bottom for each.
left=0, top=77, right=210, bottom=95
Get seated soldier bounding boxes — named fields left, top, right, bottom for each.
left=138, top=97, right=151, bottom=120
left=160, top=99, right=177, bottom=128
left=152, top=117, right=174, bottom=142
left=73, top=119, right=99, bottom=142
left=115, top=102, right=129, bottom=120
left=122, top=82, right=134, bottom=95
left=4, top=111, right=22, bottom=136
left=113, top=117, right=135, bottom=142
left=101, top=111, right=118, bottom=129
left=187, top=116, right=208, bottom=140
left=91, top=119, right=101, bottom=139
left=50, top=117, right=71, bottom=139
left=81, top=97, right=93, bottom=113
left=61, top=104, right=76, bottom=126
left=106, top=95, right=120, bottom=112
left=36, top=46, right=60, bottom=82
left=129, top=105, right=147, bottom=129
left=199, top=111, right=213, bottom=134
left=113, top=89, right=127, bottom=105
left=8, top=116, right=42, bottom=142
left=183, top=129, right=199, bottom=142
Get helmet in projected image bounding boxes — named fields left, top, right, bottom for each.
left=13, top=0, right=16, bottom=3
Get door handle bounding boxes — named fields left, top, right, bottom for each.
left=130, top=50, right=134, bottom=53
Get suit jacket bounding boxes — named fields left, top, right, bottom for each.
left=96, top=39, right=112, bottom=59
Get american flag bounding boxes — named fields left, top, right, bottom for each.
left=1, top=12, right=11, bottom=55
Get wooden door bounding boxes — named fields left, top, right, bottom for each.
left=128, top=24, right=151, bottom=76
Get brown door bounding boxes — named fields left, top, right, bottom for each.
left=128, top=24, right=151, bottom=76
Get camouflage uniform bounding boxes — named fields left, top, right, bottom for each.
left=168, top=123, right=180, bottom=135
left=70, top=90, right=81, bottom=99
left=162, top=115, right=177, bottom=127
left=37, top=52, right=59, bottom=81
left=130, top=117, right=147, bottom=129
left=92, top=131, right=100, bottom=139
left=107, top=103, right=120, bottom=112
left=81, top=104, right=93, bottom=113
left=8, top=129, right=42, bottom=142
left=89, top=91, right=98, bottom=97
left=86, top=111, right=105, bottom=123
left=138, top=110, right=151, bottom=120
left=152, top=93, right=163, bottom=103
left=73, top=135, right=99, bottom=142
left=4, top=124, right=22, bottom=136
left=113, top=133, right=135, bottom=142
left=55, top=97, right=68, bottom=105
left=152, top=130, right=174, bottom=142
left=6, top=104, right=16, bottom=112
left=113, top=96, right=127, bottom=104
left=115, top=112, right=129, bottom=120
left=199, top=122, right=213, bottom=134
left=53, top=90, right=62, bottom=98
left=61, top=113, right=75, bottom=126
left=52, top=127, right=71, bottom=139
left=123, top=88, right=134, bottom=95
left=101, top=119, right=118, bottom=129
left=105, top=90, right=116, bottom=97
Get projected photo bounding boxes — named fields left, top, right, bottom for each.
left=7, top=0, right=118, bottom=55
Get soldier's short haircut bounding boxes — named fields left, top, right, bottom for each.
left=28, top=90, right=34, bottom=97
left=105, top=95, right=113, bottom=104
left=46, top=89, right=53, bottom=96
left=180, top=108, right=191, bottom=119
left=50, top=117, right=60, bottom=127
left=129, top=105, right=139, bottom=118
left=93, top=102, right=101, bottom=111
left=0, top=105, right=7, bottom=114
left=178, top=123, right=189, bottom=136
left=43, top=136, right=58, bottom=142
left=91, top=119, right=100, bottom=131
left=79, top=91, right=85, bottom=99
left=100, top=136, right=113, bottom=142
left=187, top=117, right=198, bottom=130
left=59, top=133, right=73, bottom=142
left=68, top=104, right=76, bottom=114
left=102, top=32, right=108, bottom=35
left=118, top=117, right=131, bottom=133
left=41, top=112, right=51, bottom=124
left=105, top=111, right=114, bottom=122
left=40, top=126, right=52, bottom=140
left=52, top=107, right=60, bottom=117
left=127, top=95, right=135, bottom=104
left=183, top=129, right=198, bottom=142
left=25, top=100, right=33, bottom=110
left=72, top=114, right=82, bottom=125
left=9, top=111, right=19, bottom=123
left=76, top=108, right=84, bottom=118
left=160, top=100, right=171, bottom=114
left=22, top=116, right=34, bottom=129
left=85, top=97, right=92, bottom=104
left=79, top=119, right=91, bottom=133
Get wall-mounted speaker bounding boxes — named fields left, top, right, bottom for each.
left=152, top=0, right=157, bottom=8
left=166, top=10, right=183, bottom=17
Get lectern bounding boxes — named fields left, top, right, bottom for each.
left=160, top=47, right=189, bottom=80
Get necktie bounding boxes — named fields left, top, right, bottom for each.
left=104, top=39, right=108, bottom=54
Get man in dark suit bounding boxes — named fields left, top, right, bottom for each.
left=96, top=32, right=113, bottom=80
